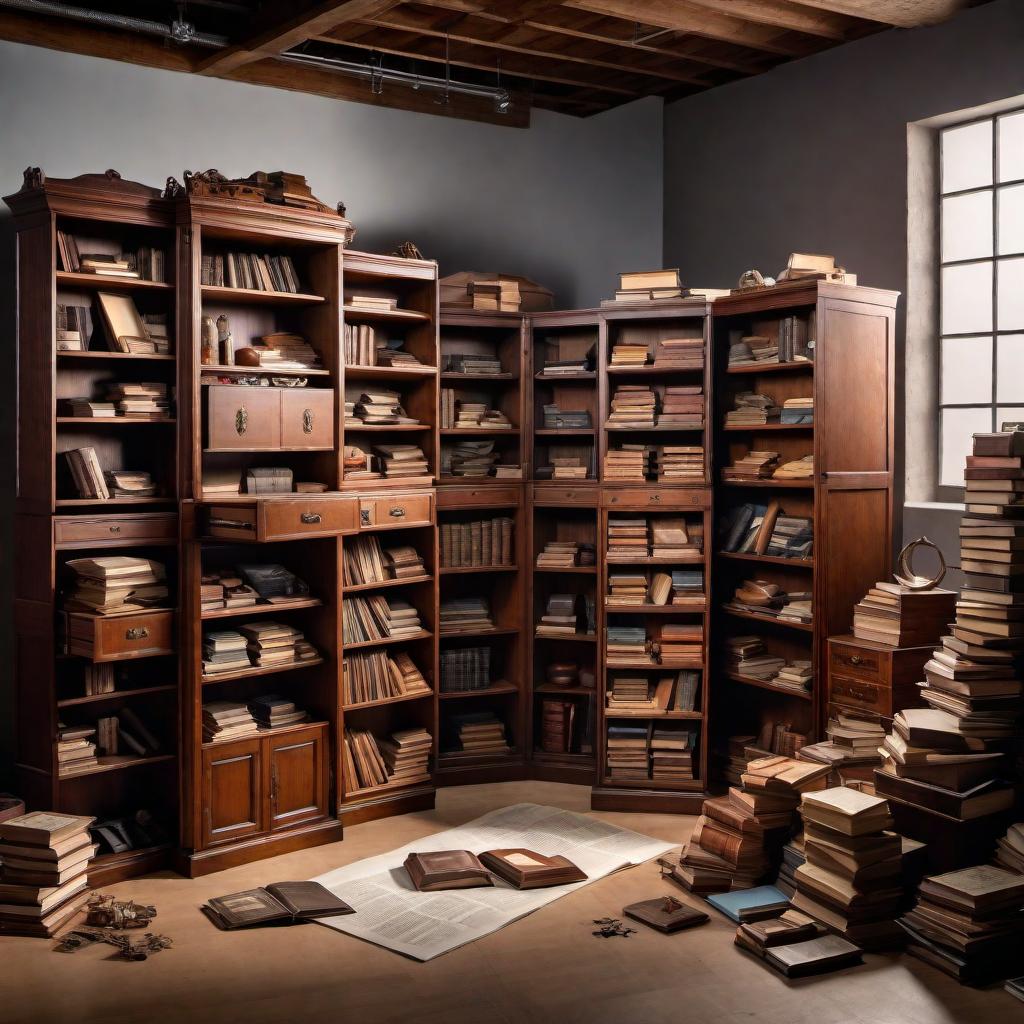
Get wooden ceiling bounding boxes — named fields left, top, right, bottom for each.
left=0, top=0, right=992, bottom=126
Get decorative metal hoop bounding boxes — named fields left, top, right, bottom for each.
left=893, top=537, right=946, bottom=590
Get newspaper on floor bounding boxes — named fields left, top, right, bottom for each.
left=312, top=802, right=675, bottom=960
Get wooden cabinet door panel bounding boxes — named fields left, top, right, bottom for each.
left=202, top=739, right=264, bottom=847
left=266, top=725, right=328, bottom=832
left=207, top=385, right=280, bottom=451
left=280, top=388, right=334, bottom=450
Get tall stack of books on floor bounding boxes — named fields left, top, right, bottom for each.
left=665, top=755, right=828, bottom=895
left=0, top=813, right=95, bottom=937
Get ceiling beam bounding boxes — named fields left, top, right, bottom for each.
left=677, top=0, right=863, bottom=39
left=786, top=0, right=970, bottom=27
left=195, top=0, right=402, bottom=76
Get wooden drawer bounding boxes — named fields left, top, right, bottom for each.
left=207, top=386, right=280, bottom=451
left=359, top=493, right=433, bottom=530
left=603, top=487, right=708, bottom=508
left=261, top=497, right=358, bottom=540
left=280, top=388, right=334, bottom=450
left=436, top=485, right=520, bottom=509
left=67, top=609, right=174, bottom=662
left=829, top=640, right=887, bottom=685
left=530, top=485, right=598, bottom=506
left=828, top=674, right=890, bottom=715
left=54, top=513, right=177, bottom=548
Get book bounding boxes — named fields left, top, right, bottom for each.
left=623, top=896, right=709, bottom=933
left=203, top=881, right=354, bottom=928
left=763, top=933, right=863, bottom=977
left=478, top=849, right=587, bottom=889
left=403, top=851, right=494, bottom=892
left=706, top=885, right=791, bottom=923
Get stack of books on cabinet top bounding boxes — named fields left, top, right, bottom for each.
left=0, top=813, right=96, bottom=938
left=853, top=582, right=956, bottom=647
left=64, top=556, right=168, bottom=614
left=345, top=649, right=429, bottom=704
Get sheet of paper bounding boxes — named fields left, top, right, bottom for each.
left=313, top=803, right=674, bottom=960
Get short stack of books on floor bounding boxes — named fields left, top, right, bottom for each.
left=439, top=646, right=492, bottom=692
left=898, top=865, right=1024, bottom=984
left=793, top=787, right=906, bottom=950
left=344, top=649, right=429, bottom=703
left=852, top=582, right=956, bottom=646
left=203, top=701, right=260, bottom=742
left=607, top=386, right=656, bottom=429
left=439, top=596, right=492, bottom=635
left=654, top=337, right=704, bottom=369
left=440, top=517, right=514, bottom=567
left=444, top=712, right=510, bottom=757
left=0, top=813, right=95, bottom=937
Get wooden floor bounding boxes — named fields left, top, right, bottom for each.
left=0, top=781, right=1013, bottom=1024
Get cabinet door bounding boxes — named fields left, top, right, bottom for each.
left=280, top=388, right=334, bottom=450
left=265, top=725, right=328, bottom=832
left=201, top=738, right=264, bottom=847
left=207, top=385, right=280, bottom=451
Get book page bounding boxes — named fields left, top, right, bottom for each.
left=313, top=803, right=673, bottom=960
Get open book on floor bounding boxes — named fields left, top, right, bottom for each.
left=202, top=881, right=354, bottom=929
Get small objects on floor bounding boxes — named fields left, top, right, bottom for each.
left=54, top=930, right=104, bottom=953
left=105, top=932, right=173, bottom=961
left=592, top=917, right=636, bottom=938
left=85, top=894, right=157, bottom=930
left=53, top=895, right=168, bottom=960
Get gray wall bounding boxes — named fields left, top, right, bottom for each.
left=0, top=39, right=664, bottom=787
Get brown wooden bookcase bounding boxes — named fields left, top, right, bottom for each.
left=709, top=281, right=898, bottom=756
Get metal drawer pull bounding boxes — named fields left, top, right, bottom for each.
left=389, top=506, right=406, bottom=518
left=235, top=406, right=248, bottom=435
left=108, top=525, right=121, bottom=534
left=302, top=408, right=314, bottom=433
left=300, top=512, right=322, bottom=524
left=125, top=627, right=149, bottom=640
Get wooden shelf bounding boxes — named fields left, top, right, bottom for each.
left=534, top=371, right=595, bottom=381
left=440, top=565, right=518, bottom=575
left=723, top=422, right=813, bottom=432
left=57, top=417, right=175, bottom=426
left=604, top=708, right=703, bottom=719
left=439, top=428, right=520, bottom=436
left=59, top=753, right=176, bottom=780
left=606, top=365, right=703, bottom=375
left=534, top=565, right=597, bottom=574
left=605, top=424, right=703, bottom=433
left=343, top=776, right=433, bottom=803
left=201, top=364, right=330, bottom=378
left=721, top=606, right=814, bottom=632
left=438, top=681, right=519, bottom=700
left=344, top=689, right=434, bottom=712
left=533, top=685, right=596, bottom=697
left=441, top=372, right=516, bottom=382
left=606, top=554, right=704, bottom=565
left=724, top=670, right=813, bottom=701
left=344, top=423, right=431, bottom=432
left=534, top=631, right=597, bottom=643
left=55, top=497, right=174, bottom=507
left=605, top=601, right=706, bottom=614
left=201, top=597, right=323, bottom=620
left=201, top=656, right=326, bottom=684
left=534, top=427, right=595, bottom=436
left=57, top=684, right=177, bottom=708
left=719, top=478, right=814, bottom=489
left=438, top=626, right=519, bottom=640
left=56, top=350, right=175, bottom=363
left=345, top=364, right=437, bottom=380
left=56, top=270, right=173, bottom=292
left=342, top=575, right=432, bottom=593
left=202, top=285, right=325, bottom=305
left=718, top=551, right=814, bottom=569
left=343, top=304, right=431, bottom=323
left=605, top=659, right=703, bottom=670
left=343, top=631, right=433, bottom=651
left=436, top=476, right=524, bottom=486
left=726, top=360, right=813, bottom=375
left=201, top=719, right=332, bottom=748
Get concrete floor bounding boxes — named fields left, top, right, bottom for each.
left=0, top=781, right=1015, bottom=1024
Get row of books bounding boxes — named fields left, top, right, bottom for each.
left=343, top=536, right=426, bottom=586
left=58, top=233, right=166, bottom=282
left=607, top=568, right=704, bottom=607
left=606, top=722, right=697, bottom=781
left=440, top=392, right=513, bottom=430
left=61, top=381, right=171, bottom=421
left=343, top=649, right=430, bottom=705
left=343, top=596, right=423, bottom=644
left=607, top=385, right=703, bottom=429
left=607, top=516, right=702, bottom=560
left=64, top=446, right=158, bottom=501
left=440, top=517, right=514, bottom=567
left=606, top=669, right=700, bottom=713
left=439, top=645, right=493, bottom=692
left=603, top=444, right=704, bottom=483
left=344, top=727, right=431, bottom=791
left=344, top=324, right=424, bottom=368
left=602, top=268, right=728, bottom=306
left=721, top=502, right=814, bottom=559
left=727, top=315, right=813, bottom=367
left=201, top=250, right=302, bottom=293
left=203, top=695, right=309, bottom=742
left=202, top=624, right=318, bottom=675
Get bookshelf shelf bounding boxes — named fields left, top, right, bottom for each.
left=56, top=270, right=174, bottom=292
left=439, top=428, right=521, bottom=436
left=344, top=364, right=437, bottom=381
left=441, top=372, right=516, bottom=382
left=200, top=656, right=327, bottom=684
left=438, top=681, right=519, bottom=700
left=534, top=632, right=597, bottom=644
left=55, top=497, right=174, bottom=507
left=605, top=425, right=704, bottom=433
left=718, top=551, right=814, bottom=569
left=719, top=478, right=815, bottom=490
left=342, top=575, right=432, bottom=594
left=59, top=753, right=176, bottom=781
left=200, top=597, right=323, bottom=620
left=344, top=690, right=435, bottom=712
left=439, top=626, right=519, bottom=640
left=534, top=428, right=595, bottom=436
left=343, top=777, right=432, bottom=803
left=605, top=601, right=706, bottom=614
left=723, top=670, right=813, bottom=701
left=606, top=554, right=704, bottom=565
left=534, top=371, right=595, bottom=381
left=440, top=565, right=519, bottom=575
left=604, top=709, right=704, bottom=720
left=721, top=606, right=814, bottom=632
left=57, top=350, right=176, bottom=363
left=726, top=360, right=813, bottom=375
left=723, top=423, right=813, bottom=432
left=201, top=364, right=331, bottom=378
left=202, top=284, right=325, bottom=305
left=342, top=304, right=431, bottom=323
left=343, top=423, right=432, bottom=433
left=57, top=684, right=177, bottom=708
left=57, top=417, right=176, bottom=425
left=343, top=631, right=433, bottom=652
left=606, top=365, right=704, bottom=376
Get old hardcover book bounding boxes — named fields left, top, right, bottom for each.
left=0, top=812, right=94, bottom=848
left=764, top=933, right=863, bottom=977
left=623, top=896, right=709, bottom=933
left=404, top=851, right=494, bottom=892
left=479, top=848, right=587, bottom=889
left=707, top=885, right=791, bottom=923
left=203, top=881, right=354, bottom=929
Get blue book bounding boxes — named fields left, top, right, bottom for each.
left=706, top=885, right=790, bottom=923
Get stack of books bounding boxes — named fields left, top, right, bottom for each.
left=470, top=278, right=520, bottom=311
left=651, top=517, right=701, bottom=557
left=728, top=333, right=780, bottom=366
left=440, top=393, right=513, bottom=430
left=606, top=268, right=682, bottom=304
left=774, top=456, right=815, bottom=480
left=655, top=445, right=705, bottom=483
left=203, top=701, right=259, bottom=742
left=536, top=593, right=582, bottom=638
left=766, top=515, right=814, bottom=559
left=79, top=251, right=138, bottom=279
left=56, top=723, right=98, bottom=776
left=0, top=812, right=95, bottom=937
left=542, top=404, right=591, bottom=429
left=249, top=694, right=308, bottom=730
left=239, top=621, right=307, bottom=667
left=658, top=386, right=704, bottom=427
left=343, top=444, right=380, bottom=480
left=899, top=865, right=1024, bottom=983
left=657, top=623, right=703, bottom=665
left=549, top=455, right=589, bottom=480
left=343, top=728, right=389, bottom=790
left=650, top=727, right=697, bottom=781
left=442, top=352, right=502, bottom=375
left=373, top=444, right=429, bottom=479
left=668, top=756, right=830, bottom=895
left=727, top=635, right=786, bottom=680
left=539, top=349, right=593, bottom=376
left=654, top=337, right=704, bottom=369
left=104, top=470, right=157, bottom=499
left=607, top=517, right=650, bottom=559
left=852, top=582, right=957, bottom=646
left=794, top=787, right=905, bottom=950
left=672, top=568, right=704, bottom=602
left=604, top=445, right=651, bottom=481
left=56, top=303, right=94, bottom=352
left=609, top=341, right=649, bottom=367
left=536, top=540, right=581, bottom=568
left=445, top=712, right=510, bottom=756
left=439, top=596, right=493, bottom=634
left=725, top=393, right=778, bottom=426
left=353, top=390, right=420, bottom=426
left=379, top=728, right=432, bottom=784
left=722, top=450, right=780, bottom=481
left=199, top=570, right=257, bottom=613
left=202, top=631, right=251, bottom=675
left=800, top=712, right=886, bottom=770
left=733, top=909, right=836, bottom=974
left=63, top=397, right=114, bottom=418
left=347, top=294, right=400, bottom=314
left=781, top=397, right=814, bottom=424
left=609, top=675, right=653, bottom=705
left=773, top=662, right=814, bottom=694
left=607, top=385, right=656, bottom=429
left=607, top=723, right=651, bottom=780
left=439, top=646, right=492, bottom=692
left=444, top=439, right=500, bottom=477
left=64, top=556, right=168, bottom=614
left=378, top=600, right=423, bottom=640
left=377, top=340, right=423, bottom=369
left=385, top=545, right=426, bottom=580
left=251, top=332, right=322, bottom=370
left=345, top=649, right=429, bottom=703
left=607, top=571, right=652, bottom=607
left=606, top=625, right=651, bottom=666
left=440, top=517, right=513, bottom=567
left=541, top=700, right=575, bottom=754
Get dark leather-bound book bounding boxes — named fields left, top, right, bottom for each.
left=403, top=850, right=493, bottom=892
left=764, top=933, right=863, bottom=977
left=203, top=881, right=354, bottom=929
left=624, top=896, right=709, bottom=933
left=479, top=848, right=587, bottom=889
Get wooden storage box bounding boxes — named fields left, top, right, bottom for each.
left=67, top=609, right=174, bottom=662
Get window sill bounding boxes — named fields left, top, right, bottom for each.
left=904, top=500, right=964, bottom=512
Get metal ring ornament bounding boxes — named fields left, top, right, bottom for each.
left=893, top=537, right=946, bottom=590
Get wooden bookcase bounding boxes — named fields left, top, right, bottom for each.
left=709, top=281, right=898, bottom=751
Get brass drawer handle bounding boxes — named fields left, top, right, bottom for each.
left=109, top=525, right=121, bottom=534
left=300, top=512, right=322, bottom=524
left=302, top=408, right=314, bottom=434
left=125, top=626, right=149, bottom=640
left=235, top=406, right=248, bottom=435
left=389, top=506, right=406, bottom=518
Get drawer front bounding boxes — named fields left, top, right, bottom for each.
left=54, top=514, right=177, bottom=547
left=603, top=487, right=708, bottom=508
left=207, top=386, right=280, bottom=451
left=91, top=610, right=174, bottom=662
left=359, top=493, right=433, bottom=530
left=280, top=389, right=335, bottom=450
left=828, top=674, right=893, bottom=716
left=530, top=485, right=598, bottom=506
left=435, top=486, right=520, bottom=509
left=829, top=642, right=888, bottom=685
left=259, top=497, right=358, bottom=540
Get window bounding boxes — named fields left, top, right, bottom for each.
left=939, top=109, right=1024, bottom=486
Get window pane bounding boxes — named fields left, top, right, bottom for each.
left=998, top=110, right=1024, bottom=183
left=942, top=336, right=992, bottom=404
left=941, top=261, right=992, bottom=334
left=943, top=190, right=993, bottom=261
left=996, top=335, right=1024, bottom=403
left=997, top=407, right=1024, bottom=431
left=998, top=257, right=1024, bottom=330
left=998, top=183, right=1024, bottom=255
left=941, top=407, right=992, bottom=486
left=942, top=120, right=993, bottom=193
